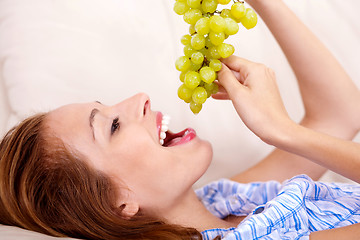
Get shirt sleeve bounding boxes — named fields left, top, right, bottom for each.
left=220, top=175, right=360, bottom=240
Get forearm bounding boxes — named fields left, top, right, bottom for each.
left=310, top=223, right=360, bottom=240
left=231, top=118, right=331, bottom=183
left=247, top=0, right=360, bottom=128
left=273, top=120, right=360, bottom=183
left=248, top=0, right=346, bottom=78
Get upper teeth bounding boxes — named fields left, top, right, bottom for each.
left=160, top=114, right=170, bottom=145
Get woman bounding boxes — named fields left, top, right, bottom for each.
left=1, top=0, right=360, bottom=239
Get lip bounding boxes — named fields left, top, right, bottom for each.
left=167, top=128, right=197, bottom=147
left=156, top=112, right=197, bottom=147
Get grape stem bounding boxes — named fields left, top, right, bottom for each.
left=203, top=57, right=209, bottom=67
left=233, top=0, right=245, bottom=3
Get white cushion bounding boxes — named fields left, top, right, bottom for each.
left=0, top=0, right=360, bottom=238
left=0, top=225, right=77, bottom=240
left=0, top=0, right=274, bottom=186
left=0, top=73, right=11, bottom=137
left=1, top=0, right=360, bottom=184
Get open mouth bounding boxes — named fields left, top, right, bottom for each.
left=157, top=113, right=196, bottom=147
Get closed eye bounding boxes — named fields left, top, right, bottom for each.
left=111, top=117, right=120, bottom=135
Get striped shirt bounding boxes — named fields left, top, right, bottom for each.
left=196, top=175, right=360, bottom=240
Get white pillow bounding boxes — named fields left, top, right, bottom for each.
left=0, top=0, right=359, bottom=187
left=0, top=0, right=272, bottom=186
left=0, top=74, right=11, bottom=137
left=0, top=1, right=360, bottom=239
left=0, top=224, right=77, bottom=240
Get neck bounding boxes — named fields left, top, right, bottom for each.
left=161, top=189, right=236, bottom=232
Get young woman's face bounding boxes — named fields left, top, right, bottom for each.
left=46, top=93, right=212, bottom=212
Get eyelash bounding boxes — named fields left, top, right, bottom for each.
left=111, top=117, right=120, bottom=135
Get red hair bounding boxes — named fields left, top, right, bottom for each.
left=0, top=113, right=203, bottom=239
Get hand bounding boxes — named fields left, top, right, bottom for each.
left=213, top=55, right=292, bottom=144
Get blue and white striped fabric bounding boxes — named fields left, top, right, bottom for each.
left=196, top=175, right=360, bottom=240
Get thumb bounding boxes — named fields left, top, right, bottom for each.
left=217, top=63, right=247, bottom=99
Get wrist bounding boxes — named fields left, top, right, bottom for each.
left=245, top=0, right=284, bottom=16
left=261, top=118, right=299, bottom=150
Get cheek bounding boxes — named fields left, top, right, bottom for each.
left=104, top=135, right=165, bottom=174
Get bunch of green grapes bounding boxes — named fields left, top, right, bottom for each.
left=173, top=0, right=257, bottom=114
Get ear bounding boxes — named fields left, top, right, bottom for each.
left=120, top=202, right=139, bottom=219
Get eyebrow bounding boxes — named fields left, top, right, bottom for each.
left=89, top=108, right=100, bottom=141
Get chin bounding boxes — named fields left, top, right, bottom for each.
left=193, top=139, right=213, bottom=179
left=202, top=140, right=213, bottom=161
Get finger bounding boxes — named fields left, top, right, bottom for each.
left=217, top=63, right=247, bottom=98
left=221, top=55, right=254, bottom=74
left=231, top=70, right=243, bottom=84
left=211, top=92, right=230, bottom=100
left=214, top=80, right=226, bottom=93
left=211, top=82, right=230, bottom=99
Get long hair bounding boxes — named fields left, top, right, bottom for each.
left=0, top=113, right=203, bottom=240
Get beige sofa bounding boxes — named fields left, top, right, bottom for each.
left=0, top=0, right=359, bottom=239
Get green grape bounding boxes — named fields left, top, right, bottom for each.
left=209, top=31, right=225, bottom=46
left=191, top=34, right=206, bottom=50
left=183, top=9, right=202, bottom=25
left=220, top=9, right=232, bottom=18
left=241, top=8, right=258, bottom=29
left=174, top=1, right=189, bottom=15
left=217, top=43, right=235, bottom=58
left=189, top=25, right=196, bottom=35
left=209, top=15, right=226, bottom=33
left=178, top=83, right=193, bottom=102
left=209, top=46, right=221, bottom=59
left=181, top=34, right=192, bottom=45
left=187, top=0, right=201, bottom=9
left=195, top=17, right=210, bottom=35
left=217, top=0, right=231, bottom=4
left=190, top=101, right=202, bottom=114
left=184, top=71, right=201, bottom=89
left=209, top=59, right=222, bottom=72
left=232, top=17, right=242, bottom=24
left=190, top=62, right=202, bottom=71
left=199, top=47, right=208, bottom=56
left=201, top=47, right=212, bottom=60
left=201, top=0, right=218, bottom=13
left=224, top=18, right=239, bottom=35
left=173, top=0, right=258, bottom=114
left=184, top=44, right=196, bottom=57
left=192, top=87, right=207, bottom=104
left=199, top=66, right=216, bottom=84
left=179, top=71, right=188, bottom=82
left=231, top=2, right=246, bottom=20
left=205, top=36, right=213, bottom=48
left=191, top=51, right=204, bottom=65
left=203, top=82, right=219, bottom=97
left=175, top=56, right=191, bottom=72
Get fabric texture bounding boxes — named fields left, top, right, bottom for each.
left=1, top=0, right=360, bottom=189
left=197, top=175, right=360, bottom=240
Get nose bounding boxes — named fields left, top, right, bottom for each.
left=109, top=92, right=150, bottom=118
left=134, top=92, right=150, bottom=105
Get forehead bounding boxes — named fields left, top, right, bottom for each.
left=48, top=103, right=90, bottom=126
left=46, top=102, right=95, bottom=145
